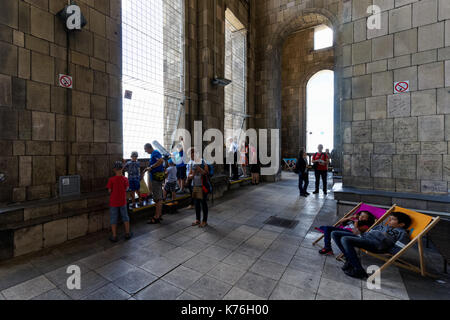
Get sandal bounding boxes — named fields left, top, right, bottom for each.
left=192, top=221, right=200, bottom=226
left=125, top=232, right=133, bottom=240
left=199, top=222, right=208, bottom=228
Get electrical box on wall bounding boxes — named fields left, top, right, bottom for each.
left=59, top=176, right=81, bottom=197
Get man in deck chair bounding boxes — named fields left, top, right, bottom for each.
left=331, top=211, right=412, bottom=279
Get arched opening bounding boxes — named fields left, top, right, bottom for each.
left=306, top=70, right=334, bottom=154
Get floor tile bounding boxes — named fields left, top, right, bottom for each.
left=162, top=247, right=196, bottom=264
left=260, top=249, right=293, bottom=266
left=141, top=256, right=180, bottom=277
left=269, top=282, right=316, bottom=300
left=59, top=271, right=109, bottom=300
left=317, top=278, right=362, bottom=300
left=113, top=269, right=158, bottom=294
left=187, top=276, right=232, bottom=300
left=162, top=266, right=204, bottom=290
left=177, top=292, right=201, bottom=300
left=207, top=262, right=247, bottom=285
left=223, top=287, right=265, bottom=300
left=96, top=259, right=137, bottom=281
left=83, top=283, right=131, bottom=300
left=45, top=262, right=91, bottom=286
left=135, top=280, right=183, bottom=300
left=183, top=254, right=220, bottom=274
left=2, top=275, right=55, bottom=300
left=279, top=268, right=322, bottom=292
left=223, top=252, right=256, bottom=270
left=235, top=272, right=277, bottom=299
left=201, top=245, right=232, bottom=261
left=32, top=288, right=71, bottom=300
left=249, top=260, right=286, bottom=281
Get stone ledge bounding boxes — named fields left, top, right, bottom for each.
left=333, top=183, right=450, bottom=214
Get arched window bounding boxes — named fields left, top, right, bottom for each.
left=306, top=70, right=334, bottom=154
left=314, top=25, right=333, bottom=50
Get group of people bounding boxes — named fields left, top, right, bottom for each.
left=226, top=137, right=261, bottom=185
left=106, top=141, right=213, bottom=242
left=316, top=210, right=412, bottom=279
left=295, top=144, right=331, bottom=197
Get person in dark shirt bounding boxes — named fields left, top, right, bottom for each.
left=295, top=149, right=309, bottom=197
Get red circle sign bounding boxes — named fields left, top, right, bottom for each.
left=395, top=82, right=409, bottom=93
left=59, top=75, right=73, bottom=88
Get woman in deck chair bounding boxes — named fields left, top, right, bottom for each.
left=331, top=211, right=411, bottom=279
left=317, top=211, right=376, bottom=256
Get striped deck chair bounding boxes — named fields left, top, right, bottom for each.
left=362, top=206, right=440, bottom=282
left=282, top=158, right=297, bottom=172
left=312, top=203, right=395, bottom=248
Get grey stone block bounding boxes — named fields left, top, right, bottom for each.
left=393, top=155, right=417, bottom=179
left=43, top=219, right=68, bottom=248
left=418, top=22, right=444, bottom=52
left=389, top=5, right=412, bottom=33
left=371, top=155, right=393, bottom=178
left=13, top=225, right=43, bottom=257
left=351, top=121, right=371, bottom=143
left=418, top=62, right=444, bottom=90
left=351, top=154, right=371, bottom=177
left=394, top=66, right=417, bottom=91
left=372, top=119, right=394, bottom=142
left=417, top=155, right=443, bottom=180
left=352, top=41, right=372, bottom=65
left=388, top=93, right=411, bottom=118
left=68, top=214, right=89, bottom=240
left=394, top=117, right=418, bottom=142
left=396, top=179, right=420, bottom=193
left=394, top=28, right=417, bottom=56
left=372, top=35, right=394, bottom=61
left=418, top=115, right=445, bottom=141
left=411, top=89, right=437, bottom=116
left=352, top=99, right=366, bottom=121
left=413, top=0, right=438, bottom=27
left=372, top=71, right=393, bottom=96
left=374, top=143, right=396, bottom=154
left=421, top=142, right=448, bottom=154
left=421, top=180, right=447, bottom=193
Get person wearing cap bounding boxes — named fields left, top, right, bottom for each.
left=106, top=161, right=132, bottom=242
left=164, top=159, right=178, bottom=202
left=123, top=151, right=141, bottom=208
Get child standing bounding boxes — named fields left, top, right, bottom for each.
left=106, top=161, right=132, bottom=242
left=123, top=151, right=141, bottom=208
left=164, top=159, right=178, bottom=201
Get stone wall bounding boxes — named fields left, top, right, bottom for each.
left=184, top=0, right=255, bottom=135
left=0, top=0, right=122, bottom=205
left=281, top=28, right=334, bottom=158
left=253, top=0, right=343, bottom=179
left=341, top=0, right=450, bottom=194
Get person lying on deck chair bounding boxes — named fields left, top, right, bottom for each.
left=316, top=210, right=376, bottom=256
left=331, top=211, right=412, bottom=279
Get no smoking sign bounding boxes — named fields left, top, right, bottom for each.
left=394, top=81, right=409, bottom=94
left=59, top=74, right=73, bottom=89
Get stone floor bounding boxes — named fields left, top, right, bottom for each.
left=0, top=172, right=449, bottom=300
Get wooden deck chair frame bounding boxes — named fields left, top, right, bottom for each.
left=311, top=203, right=396, bottom=248
left=363, top=209, right=440, bottom=283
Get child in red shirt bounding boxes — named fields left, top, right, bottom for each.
left=106, top=161, right=132, bottom=242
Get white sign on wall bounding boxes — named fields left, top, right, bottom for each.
left=394, top=81, right=410, bottom=94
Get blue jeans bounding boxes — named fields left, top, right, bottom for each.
left=331, top=231, right=381, bottom=273
left=110, top=206, right=129, bottom=225
left=298, top=173, right=309, bottom=194
left=320, top=226, right=351, bottom=249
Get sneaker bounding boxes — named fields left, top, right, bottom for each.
left=125, top=232, right=133, bottom=240
left=318, top=248, right=334, bottom=256
left=313, top=191, right=319, bottom=194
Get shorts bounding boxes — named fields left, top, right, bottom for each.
left=164, top=181, right=177, bottom=193
left=110, top=206, right=129, bottom=225
left=128, top=178, right=140, bottom=192
left=177, top=166, right=187, bottom=180
left=151, top=180, right=163, bottom=202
